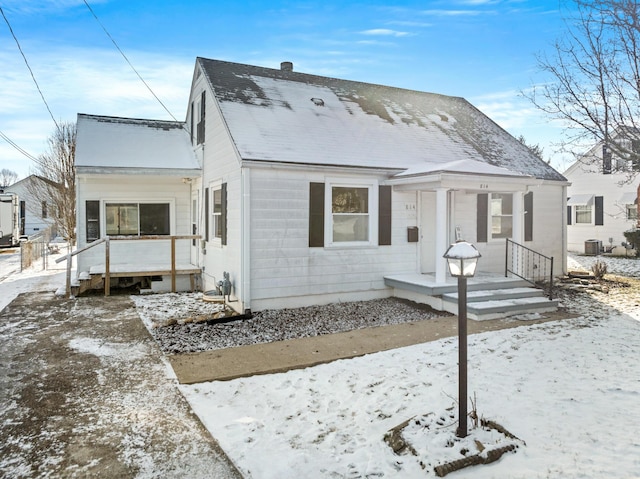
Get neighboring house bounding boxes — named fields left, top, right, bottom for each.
left=5, top=175, right=57, bottom=237
left=564, top=139, right=639, bottom=255
left=75, top=58, right=568, bottom=313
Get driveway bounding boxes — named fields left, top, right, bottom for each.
left=0, top=292, right=243, bottom=478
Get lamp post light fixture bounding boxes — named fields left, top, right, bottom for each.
left=443, top=240, right=481, bottom=438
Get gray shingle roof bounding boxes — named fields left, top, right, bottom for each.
left=199, top=58, right=565, bottom=182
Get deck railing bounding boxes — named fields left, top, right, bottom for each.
left=505, top=238, right=555, bottom=300
left=56, top=235, right=201, bottom=298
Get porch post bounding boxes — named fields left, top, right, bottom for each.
left=512, top=192, right=524, bottom=277
left=435, top=187, right=448, bottom=283
left=513, top=191, right=524, bottom=244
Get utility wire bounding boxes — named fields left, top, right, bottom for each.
left=82, top=0, right=179, bottom=123
left=0, top=6, right=60, bottom=132
left=0, top=130, right=39, bottom=162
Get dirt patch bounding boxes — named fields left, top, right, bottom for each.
left=0, top=292, right=242, bottom=478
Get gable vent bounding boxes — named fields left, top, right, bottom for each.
left=281, top=61, right=293, bottom=72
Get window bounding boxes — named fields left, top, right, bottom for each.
left=41, top=201, right=47, bottom=219
left=331, top=186, right=369, bottom=242
left=213, top=188, right=222, bottom=238
left=105, top=203, right=170, bottom=236
left=209, top=184, right=227, bottom=245
left=575, top=205, right=592, bottom=224
left=309, top=181, right=390, bottom=247
left=627, top=204, right=638, bottom=220
left=490, top=193, right=513, bottom=239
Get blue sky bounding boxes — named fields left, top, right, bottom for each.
left=0, top=0, right=573, bottom=181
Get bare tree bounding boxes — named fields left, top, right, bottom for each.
left=27, top=121, right=76, bottom=244
left=528, top=0, right=640, bottom=182
left=0, top=168, right=17, bottom=188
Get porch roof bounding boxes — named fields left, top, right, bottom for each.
left=619, top=191, right=638, bottom=205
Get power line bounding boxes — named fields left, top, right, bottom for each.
left=82, top=0, right=179, bottom=123
left=0, top=6, right=60, bottom=132
left=0, top=130, right=39, bottom=162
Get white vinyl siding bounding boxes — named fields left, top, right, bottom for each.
left=248, top=167, right=415, bottom=309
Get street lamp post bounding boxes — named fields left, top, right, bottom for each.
left=443, top=241, right=481, bottom=438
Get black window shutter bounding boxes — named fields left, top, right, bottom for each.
left=567, top=205, right=572, bottom=225
left=190, top=102, right=194, bottom=144
left=524, top=191, right=533, bottom=242
left=204, top=188, right=209, bottom=241
left=201, top=91, right=206, bottom=119
left=86, top=200, right=100, bottom=242
left=309, top=183, right=325, bottom=247
left=477, top=193, right=488, bottom=243
left=378, top=185, right=392, bottom=245
left=221, top=183, right=227, bottom=245
left=595, top=196, right=604, bottom=225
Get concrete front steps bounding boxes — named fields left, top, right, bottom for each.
left=441, top=286, right=558, bottom=321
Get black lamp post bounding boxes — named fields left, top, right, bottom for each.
left=443, top=241, right=481, bottom=438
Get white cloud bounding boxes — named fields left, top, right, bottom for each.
left=0, top=43, right=193, bottom=179
left=359, top=28, right=410, bottom=37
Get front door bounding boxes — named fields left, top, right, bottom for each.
left=420, top=192, right=437, bottom=273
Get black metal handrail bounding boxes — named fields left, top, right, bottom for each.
left=505, top=238, right=554, bottom=300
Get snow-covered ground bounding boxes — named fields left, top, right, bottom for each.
left=180, top=255, right=640, bottom=478
left=1, top=251, right=639, bottom=478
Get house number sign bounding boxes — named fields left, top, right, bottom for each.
left=479, top=184, right=489, bottom=189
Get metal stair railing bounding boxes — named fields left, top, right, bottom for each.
left=505, top=238, right=554, bottom=300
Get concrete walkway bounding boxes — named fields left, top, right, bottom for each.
left=169, top=310, right=574, bottom=384
left=0, top=292, right=243, bottom=479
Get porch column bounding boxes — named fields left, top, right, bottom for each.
left=512, top=191, right=524, bottom=277
left=513, top=191, right=524, bottom=244
left=435, top=187, right=448, bottom=283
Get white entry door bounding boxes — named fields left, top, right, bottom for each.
left=420, top=192, right=437, bottom=273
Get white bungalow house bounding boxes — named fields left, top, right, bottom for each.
left=74, top=58, right=569, bottom=318
left=5, top=175, right=57, bottom=237
left=564, top=139, right=639, bottom=255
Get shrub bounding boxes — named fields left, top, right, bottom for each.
left=591, top=260, right=608, bottom=280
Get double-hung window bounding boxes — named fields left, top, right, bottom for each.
left=105, top=203, right=170, bottom=236
left=490, top=193, right=513, bottom=239
left=575, top=205, right=592, bottom=224
left=209, top=183, right=227, bottom=245
left=331, top=186, right=370, bottom=243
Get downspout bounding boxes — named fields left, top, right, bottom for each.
left=241, top=167, right=251, bottom=313
left=562, top=183, right=568, bottom=275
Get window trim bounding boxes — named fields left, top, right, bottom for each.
left=489, top=192, right=513, bottom=241
left=209, top=182, right=227, bottom=246
left=103, top=199, right=175, bottom=237
left=324, top=178, right=379, bottom=248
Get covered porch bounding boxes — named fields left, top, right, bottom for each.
left=387, top=159, right=538, bottom=283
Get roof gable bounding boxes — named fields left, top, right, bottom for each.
left=198, top=58, right=565, bottom=181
